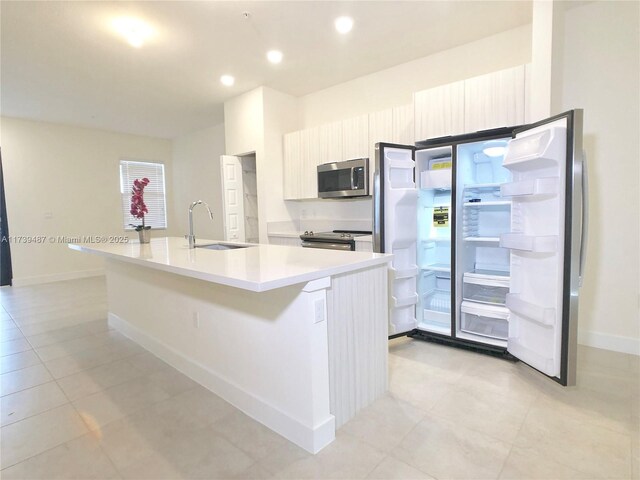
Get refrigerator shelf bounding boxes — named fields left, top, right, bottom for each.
left=500, top=177, right=559, bottom=197
left=506, top=294, right=556, bottom=327
left=463, top=201, right=511, bottom=207
left=390, top=266, right=419, bottom=279
left=465, top=269, right=510, bottom=281
left=463, top=236, right=501, bottom=243
left=392, top=293, right=419, bottom=308
left=421, top=263, right=451, bottom=273
left=500, top=234, right=557, bottom=253
left=424, top=237, right=452, bottom=243
left=463, top=182, right=503, bottom=191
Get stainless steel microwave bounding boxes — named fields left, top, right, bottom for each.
left=317, top=158, right=369, bottom=198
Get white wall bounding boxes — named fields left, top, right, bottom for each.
left=1, top=117, right=173, bottom=285
left=172, top=123, right=226, bottom=241
left=561, top=1, right=640, bottom=354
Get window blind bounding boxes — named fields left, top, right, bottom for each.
left=119, top=160, right=167, bottom=230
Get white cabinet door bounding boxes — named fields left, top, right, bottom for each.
left=414, top=81, right=465, bottom=141
left=464, top=65, right=526, bottom=133
left=342, top=114, right=369, bottom=160
left=220, top=155, right=246, bottom=242
left=318, top=121, right=343, bottom=165
left=392, top=104, right=414, bottom=146
left=368, top=108, right=394, bottom=187
left=283, top=131, right=301, bottom=200
left=301, top=128, right=319, bottom=199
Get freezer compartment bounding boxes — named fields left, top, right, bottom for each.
left=463, top=275, right=509, bottom=306
left=417, top=270, right=451, bottom=335
left=460, top=301, right=509, bottom=340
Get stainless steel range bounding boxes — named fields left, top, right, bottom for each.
left=300, top=230, right=372, bottom=251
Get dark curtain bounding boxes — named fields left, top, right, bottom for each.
left=0, top=148, right=13, bottom=286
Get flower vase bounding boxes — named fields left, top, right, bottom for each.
left=138, top=228, right=151, bottom=244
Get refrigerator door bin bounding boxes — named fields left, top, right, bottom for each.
left=393, top=294, right=419, bottom=308
left=421, top=169, right=452, bottom=190
left=500, top=233, right=557, bottom=253
left=390, top=266, right=419, bottom=279
left=391, top=305, right=417, bottom=333
left=460, top=301, right=509, bottom=340
left=393, top=276, right=417, bottom=300
left=503, top=127, right=566, bottom=171
left=501, top=177, right=559, bottom=197
left=463, top=277, right=509, bottom=305
left=506, top=293, right=556, bottom=327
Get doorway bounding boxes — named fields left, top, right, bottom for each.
left=220, top=153, right=260, bottom=243
left=0, top=148, right=13, bottom=286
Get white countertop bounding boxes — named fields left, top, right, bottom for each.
left=69, top=237, right=391, bottom=292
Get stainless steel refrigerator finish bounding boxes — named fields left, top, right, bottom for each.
left=373, top=110, right=585, bottom=386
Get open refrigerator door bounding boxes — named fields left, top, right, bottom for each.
left=500, top=110, right=583, bottom=385
left=373, top=143, right=418, bottom=336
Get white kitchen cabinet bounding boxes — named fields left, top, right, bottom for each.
left=368, top=104, right=415, bottom=188
left=464, top=65, right=526, bottom=133
left=355, top=240, right=373, bottom=252
left=392, top=104, right=414, bottom=146
left=283, top=131, right=302, bottom=200
left=342, top=114, right=369, bottom=161
left=318, top=121, right=343, bottom=166
left=302, top=128, right=319, bottom=199
left=414, top=80, right=465, bottom=141
left=368, top=108, right=394, bottom=187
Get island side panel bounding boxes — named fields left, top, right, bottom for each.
left=104, top=259, right=334, bottom=454
left=326, top=264, right=389, bottom=427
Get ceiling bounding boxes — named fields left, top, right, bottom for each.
left=1, top=1, right=532, bottom=139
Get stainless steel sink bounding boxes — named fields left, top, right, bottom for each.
left=195, top=243, right=252, bottom=250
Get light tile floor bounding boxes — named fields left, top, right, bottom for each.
left=0, top=277, right=638, bottom=479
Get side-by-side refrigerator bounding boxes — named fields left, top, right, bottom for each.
left=373, top=110, right=586, bottom=386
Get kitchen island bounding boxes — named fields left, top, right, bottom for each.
left=69, top=237, right=391, bottom=453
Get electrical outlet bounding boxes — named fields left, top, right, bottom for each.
left=193, top=312, right=200, bottom=328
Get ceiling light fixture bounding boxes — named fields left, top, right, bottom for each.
left=482, top=140, right=507, bottom=157
left=220, top=75, right=235, bottom=86
left=334, top=16, right=354, bottom=34
left=267, top=50, right=283, bottom=64
left=112, top=17, right=154, bottom=48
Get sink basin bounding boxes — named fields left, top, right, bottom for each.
left=195, top=243, right=252, bottom=250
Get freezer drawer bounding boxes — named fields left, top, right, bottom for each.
left=460, top=301, right=509, bottom=340
left=462, top=275, right=509, bottom=306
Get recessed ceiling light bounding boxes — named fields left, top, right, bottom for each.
left=220, top=75, right=235, bottom=86
left=112, top=17, right=154, bottom=48
left=334, top=16, right=353, bottom=34
left=267, top=50, right=283, bottom=64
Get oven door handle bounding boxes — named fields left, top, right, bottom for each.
left=301, top=241, right=353, bottom=251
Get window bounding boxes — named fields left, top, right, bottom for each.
left=120, top=160, right=167, bottom=230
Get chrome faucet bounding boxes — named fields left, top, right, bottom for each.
left=187, top=200, right=214, bottom=248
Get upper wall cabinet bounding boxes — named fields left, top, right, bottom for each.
left=392, top=104, right=415, bottom=146
left=318, top=121, right=343, bottom=166
left=368, top=105, right=414, bottom=187
left=464, top=65, right=526, bottom=133
left=342, top=114, right=369, bottom=161
left=283, top=131, right=302, bottom=200
left=414, top=80, right=465, bottom=142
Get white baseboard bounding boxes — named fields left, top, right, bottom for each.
left=12, top=269, right=105, bottom=287
left=578, top=329, right=640, bottom=356
left=108, top=312, right=335, bottom=454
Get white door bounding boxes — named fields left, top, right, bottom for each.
left=500, top=110, right=583, bottom=386
left=220, top=155, right=246, bottom=242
